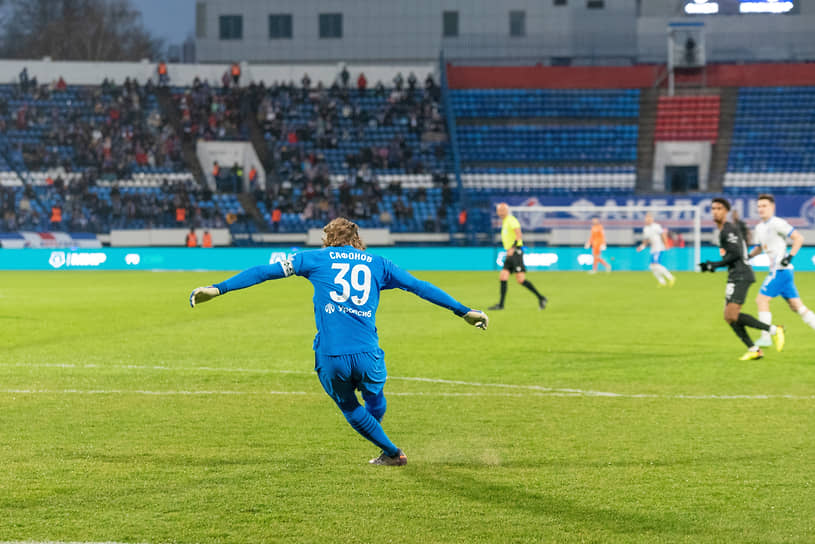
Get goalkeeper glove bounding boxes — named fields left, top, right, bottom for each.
left=698, top=261, right=715, bottom=273
left=189, top=286, right=220, bottom=308
left=780, top=254, right=793, bottom=267
left=463, top=309, right=488, bottom=330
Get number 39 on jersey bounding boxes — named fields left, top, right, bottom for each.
left=330, top=263, right=372, bottom=305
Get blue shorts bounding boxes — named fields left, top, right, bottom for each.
left=650, top=251, right=663, bottom=265
left=759, top=269, right=800, bottom=300
left=314, top=349, right=386, bottom=412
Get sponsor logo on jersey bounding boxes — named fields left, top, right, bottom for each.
left=324, top=303, right=335, bottom=314
left=336, top=305, right=373, bottom=318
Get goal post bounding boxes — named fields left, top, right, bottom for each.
left=507, top=204, right=703, bottom=271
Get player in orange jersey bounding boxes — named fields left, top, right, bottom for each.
left=584, top=217, right=611, bottom=274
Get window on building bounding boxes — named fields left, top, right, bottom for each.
left=196, top=2, right=206, bottom=38
left=219, top=15, right=243, bottom=40
left=509, top=11, right=525, bottom=37
left=554, top=0, right=567, bottom=6
left=443, top=11, right=459, bottom=37
left=319, top=13, right=342, bottom=39
left=269, top=14, right=293, bottom=39
left=587, top=0, right=604, bottom=8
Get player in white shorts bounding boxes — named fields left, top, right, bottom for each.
left=636, top=212, right=675, bottom=287
left=749, top=194, right=815, bottom=346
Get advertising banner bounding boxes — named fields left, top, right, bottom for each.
left=493, top=194, right=815, bottom=229
left=4, top=246, right=815, bottom=272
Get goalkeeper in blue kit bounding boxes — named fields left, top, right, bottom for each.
left=190, top=218, right=488, bottom=466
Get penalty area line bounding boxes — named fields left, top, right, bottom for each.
left=0, top=389, right=308, bottom=396
left=391, top=376, right=815, bottom=400
left=4, top=363, right=815, bottom=400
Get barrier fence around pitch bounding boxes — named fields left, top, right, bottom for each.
left=3, top=247, right=815, bottom=272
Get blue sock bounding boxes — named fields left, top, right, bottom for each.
left=343, top=405, right=399, bottom=456
left=362, top=390, right=387, bottom=422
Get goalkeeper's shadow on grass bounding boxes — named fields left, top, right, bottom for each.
left=408, top=466, right=699, bottom=537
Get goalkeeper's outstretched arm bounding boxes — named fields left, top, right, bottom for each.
left=384, top=264, right=488, bottom=330
left=189, top=262, right=293, bottom=307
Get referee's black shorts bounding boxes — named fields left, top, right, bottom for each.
left=503, top=250, right=526, bottom=274
left=725, top=280, right=753, bottom=305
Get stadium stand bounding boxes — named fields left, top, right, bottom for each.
left=243, top=78, right=457, bottom=233
left=457, top=125, right=637, bottom=163
left=0, top=80, right=184, bottom=175
left=449, top=89, right=640, bottom=195
left=450, top=89, right=640, bottom=119
left=724, top=86, right=815, bottom=193
left=4, top=67, right=815, bottom=240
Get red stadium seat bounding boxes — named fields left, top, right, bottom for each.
left=654, top=95, right=720, bottom=142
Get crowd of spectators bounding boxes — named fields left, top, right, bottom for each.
left=255, top=70, right=446, bottom=172
left=1, top=185, right=39, bottom=231
left=248, top=69, right=453, bottom=231
left=1, top=72, right=184, bottom=177
left=0, top=66, right=457, bottom=235
left=254, top=155, right=457, bottom=233
left=2, top=173, right=233, bottom=233
left=175, top=76, right=252, bottom=141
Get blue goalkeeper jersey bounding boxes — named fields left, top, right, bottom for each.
left=213, top=246, right=470, bottom=356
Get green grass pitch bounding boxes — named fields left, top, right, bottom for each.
left=1, top=270, right=814, bottom=543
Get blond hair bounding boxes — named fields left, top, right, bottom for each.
left=322, top=217, right=366, bottom=250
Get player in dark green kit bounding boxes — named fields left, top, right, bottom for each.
left=699, top=198, right=785, bottom=360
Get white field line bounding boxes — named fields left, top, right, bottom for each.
left=2, top=389, right=814, bottom=400
left=0, top=389, right=306, bottom=396
left=1, top=362, right=814, bottom=401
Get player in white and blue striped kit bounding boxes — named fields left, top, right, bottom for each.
left=637, top=212, right=675, bottom=287
left=189, top=218, right=488, bottom=466
left=749, top=194, right=815, bottom=347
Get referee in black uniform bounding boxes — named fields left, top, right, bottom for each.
left=489, top=203, right=547, bottom=310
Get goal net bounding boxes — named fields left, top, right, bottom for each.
left=506, top=204, right=703, bottom=271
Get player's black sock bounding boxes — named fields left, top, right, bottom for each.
left=729, top=322, right=754, bottom=348
left=499, top=280, right=507, bottom=305
left=522, top=280, right=543, bottom=300
left=738, top=313, right=770, bottom=331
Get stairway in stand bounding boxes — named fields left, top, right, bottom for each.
left=155, top=86, right=206, bottom=187
left=237, top=192, right=265, bottom=227
left=707, top=87, right=738, bottom=192
left=635, top=88, right=659, bottom=192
